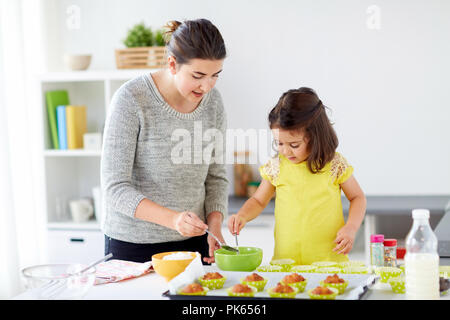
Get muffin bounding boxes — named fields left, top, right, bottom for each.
left=198, top=272, right=226, bottom=290
left=270, top=259, right=296, bottom=272
left=319, top=274, right=349, bottom=294
left=307, top=286, right=339, bottom=300
left=178, top=283, right=208, bottom=296
left=267, top=282, right=299, bottom=299
left=227, top=283, right=258, bottom=297
left=240, top=273, right=268, bottom=291
left=280, top=273, right=308, bottom=292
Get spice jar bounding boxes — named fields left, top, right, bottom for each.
left=370, top=234, right=385, bottom=269
left=383, top=239, right=397, bottom=267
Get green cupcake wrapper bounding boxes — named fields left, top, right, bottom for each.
left=290, top=265, right=317, bottom=273
left=341, top=266, right=369, bottom=274
left=178, top=286, right=209, bottom=296
left=270, top=259, right=296, bottom=272
left=440, top=266, right=450, bottom=278
left=256, top=265, right=283, bottom=272
left=307, top=287, right=339, bottom=300
left=267, top=286, right=299, bottom=299
left=240, top=277, right=268, bottom=292
left=319, top=280, right=348, bottom=294
left=226, top=285, right=258, bottom=297
left=374, top=267, right=403, bottom=283
left=312, top=261, right=339, bottom=268
left=280, top=279, right=308, bottom=292
left=315, top=267, right=342, bottom=274
left=338, top=261, right=366, bottom=268
left=388, top=277, right=405, bottom=294
left=198, top=276, right=227, bottom=290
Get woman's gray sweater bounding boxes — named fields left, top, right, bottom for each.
left=100, top=73, right=228, bottom=243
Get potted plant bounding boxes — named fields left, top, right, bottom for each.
left=115, top=22, right=167, bottom=69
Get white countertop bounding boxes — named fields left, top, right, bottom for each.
left=13, top=265, right=449, bottom=301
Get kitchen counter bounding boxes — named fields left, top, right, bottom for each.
left=13, top=265, right=449, bottom=301
left=231, top=195, right=450, bottom=264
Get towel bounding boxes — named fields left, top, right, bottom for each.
left=167, top=252, right=205, bottom=294
left=94, top=259, right=153, bottom=285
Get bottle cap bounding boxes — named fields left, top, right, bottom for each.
left=370, top=234, right=384, bottom=243
left=383, top=239, right=397, bottom=246
left=412, top=209, right=430, bottom=219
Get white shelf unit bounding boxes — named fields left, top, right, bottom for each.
left=37, top=69, right=156, bottom=264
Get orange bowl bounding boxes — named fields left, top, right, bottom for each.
left=151, top=251, right=197, bottom=282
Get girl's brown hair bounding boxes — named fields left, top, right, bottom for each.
left=268, top=87, right=338, bottom=173
left=164, top=19, right=226, bottom=65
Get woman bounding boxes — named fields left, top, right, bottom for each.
left=101, top=19, right=228, bottom=264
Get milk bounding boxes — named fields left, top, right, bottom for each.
left=404, top=252, right=440, bottom=300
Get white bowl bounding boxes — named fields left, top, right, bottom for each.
left=21, top=263, right=96, bottom=299
left=63, top=54, right=92, bottom=70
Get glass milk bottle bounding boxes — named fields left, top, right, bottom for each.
left=404, top=209, right=440, bottom=300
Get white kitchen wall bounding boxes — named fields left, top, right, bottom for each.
left=42, top=0, right=450, bottom=195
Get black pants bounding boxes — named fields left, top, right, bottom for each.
left=104, top=234, right=211, bottom=265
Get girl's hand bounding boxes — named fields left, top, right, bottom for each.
left=333, top=224, right=357, bottom=255
left=173, top=211, right=208, bottom=237
left=227, top=214, right=246, bottom=236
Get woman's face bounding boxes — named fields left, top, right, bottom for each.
left=272, top=128, right=310, bottom=164
left=169, top=57, right=224, bottom=103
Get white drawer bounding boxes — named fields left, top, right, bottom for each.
left=46, top=229, right=104, bottom=265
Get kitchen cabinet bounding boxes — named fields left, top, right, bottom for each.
left=37, top=69, right=158, bottom=263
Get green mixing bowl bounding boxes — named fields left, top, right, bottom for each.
left=214, top=247, right=263, bottom=271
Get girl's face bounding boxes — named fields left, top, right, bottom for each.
left=169, top=57, right=224, bottom=103
left=272, top=128, right=310, bottom=164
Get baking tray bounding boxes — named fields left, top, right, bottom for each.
left=162, top=270, right=378, bottom=300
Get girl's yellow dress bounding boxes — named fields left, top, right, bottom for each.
left=259, top=152, right=353, bottom=265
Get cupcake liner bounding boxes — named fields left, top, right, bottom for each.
left=440, top=266, right=450, bottom=279
left=290, top=265, right=317, bottom=273
left=226, top=285, right=258, bottom=297
left=198, top=276, right=227, bottom=290
left=240, top=277, right=268, bottom=292
left=280, top=279, right=308, bottom=292
left=315, top=267, right=342, bottom=274
left=338, top=261, right=366, bottom=268
left=270, top=259, right=296, bottom=272
left=388, top=276, right=405, bottom=294
left=307, top=287, right=339, bottom=300
left=178, top=286, right=209, bottom=296
left=319, top=280, right=348, bottom=294
left=267, top=286, right=299, bottom=299
left=374, top=267, right=402, bottom=283
left=312, top=261, right=339, bottom=268
left=341, top=266, right=369, bottom=274
left=256, top=265, right=283, bottom=272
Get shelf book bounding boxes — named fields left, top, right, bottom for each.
left=45, top=90, right=70, bottom=149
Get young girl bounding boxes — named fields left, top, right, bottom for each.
left=228, top=87, right=366, bottom=265
left=101, top=19, right=228, bottom=264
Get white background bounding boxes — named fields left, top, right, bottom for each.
left=42, top=0, right=450, bottom=195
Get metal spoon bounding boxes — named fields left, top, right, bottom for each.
left=205, top=229, right=239, bottom=253
left=234, top=233, right=240, bottom=254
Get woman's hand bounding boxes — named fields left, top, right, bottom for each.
left=203, top=228, right=224, bottom=264
left=333, top=224, right=357, bottom=254
left=173, top=211, right=208, bottom=237
left=227, top=214, right=246, bottom=236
